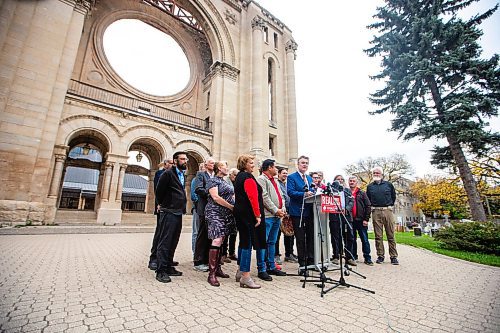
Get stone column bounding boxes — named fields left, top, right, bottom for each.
left=285, top=39, right=299, bottom=168
left=101, top=162, right=113, bottom=202
left=115, top=163, right=127, bottom=203
left=250, top=16, right=266, bottom=157
left=48, top=154, right=66, bottom=198
left=0, top=1, right=93, bottom=224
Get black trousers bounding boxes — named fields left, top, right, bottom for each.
left=275, top=230, right=295, bottom=257
left=291, top=215, right=314, bottom=266
left=149, top=213, right=161, bottom=262
left=156, top=211, right=182, bottom=272
left=193, top=215, right=210, bottom=265
left=329, top=215, right=355, bottom=260
left=222, top=232, right=238, bottom=256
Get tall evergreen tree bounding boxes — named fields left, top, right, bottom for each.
left=366, top=0, right=500, bottom=221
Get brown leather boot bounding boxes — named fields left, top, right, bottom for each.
left=207, top=248, right=220, bottom=287
left=216, top=249, right=229, bottom=278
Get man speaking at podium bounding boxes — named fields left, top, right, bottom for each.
left=287, top=156, right=315, bottom=269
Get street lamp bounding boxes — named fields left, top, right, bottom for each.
left=136, top=150, right=143, bottom=162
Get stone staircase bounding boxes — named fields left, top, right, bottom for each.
left=54, top=210, right=97, bottom=224
left=53, top=210, right=193, bottom=229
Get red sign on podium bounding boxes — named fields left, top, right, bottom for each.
left=321, top=194, right=342, bottom=213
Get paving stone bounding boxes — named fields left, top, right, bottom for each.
left=0, top=233, right=498, bottom=333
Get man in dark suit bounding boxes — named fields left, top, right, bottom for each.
left=154, top=152, right=188, bottom=283
left=148, top=159, right=173, bottom=270
left=192, top=158, right=215, bottom=272
left=286, top=155, right=315, bottom=269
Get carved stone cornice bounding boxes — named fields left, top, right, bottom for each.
left=251, top=16, right=266, bottom=31
left=261, top=9, right=285, bottom=30
left=203, top=61, right=240, bottom=83
left=240, top=0, right=251, bottom=9
left=59, top=0, right=96, bottom=15
left=285, top=39, right=298, bottom=59
left=222, top=0, right=242, bottom=12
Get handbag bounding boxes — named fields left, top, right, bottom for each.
left=280, top=215, right=294, bottom=236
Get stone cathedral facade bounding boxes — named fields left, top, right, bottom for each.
left=0, top=0, right=298, bottom=225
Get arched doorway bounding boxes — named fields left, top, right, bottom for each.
left=54, top=129, right=111, bottom=223
left=125, top=139, right=164, bottom=218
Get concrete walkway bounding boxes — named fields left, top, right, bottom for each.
left=0, top=229, right=498, bottom=332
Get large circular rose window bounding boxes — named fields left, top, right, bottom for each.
left=103, top=19, right=191, bottom=96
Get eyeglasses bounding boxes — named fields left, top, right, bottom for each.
left=312, top=176, right=320, bottom=179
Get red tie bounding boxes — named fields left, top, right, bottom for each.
left=302, top=174, right=308, bottom=188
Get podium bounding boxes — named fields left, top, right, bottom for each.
left=305, top=194, right=333, bottom=269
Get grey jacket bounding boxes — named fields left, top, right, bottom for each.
left=257, top=174, right=286, bottom=218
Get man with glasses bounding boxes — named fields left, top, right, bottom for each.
left=287, top=156, right=315, bottom=270
left=328, top=175, right=356, bottom=266
left=348, top=175, right=374, bottom=266
left=366, top=167, right=399, bottom=265
left=193, top=158, right=216, bottom=272
left=154, top=152, right=189, bottom=283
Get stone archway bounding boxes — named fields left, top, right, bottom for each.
left=51, top=129, right=112, bottom=224
left=123, top=138, right=166, bottom=222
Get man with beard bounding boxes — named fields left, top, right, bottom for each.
left=148, top=158, right=174, bottom=271
left=154, top=152, right=188, bottom=283
left=366, top=167, right=399, bottom=265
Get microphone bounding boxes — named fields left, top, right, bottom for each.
left=309, top=182, right=317, bottom=193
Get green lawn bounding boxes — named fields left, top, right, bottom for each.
left=367, top=232, right=500, bottom=267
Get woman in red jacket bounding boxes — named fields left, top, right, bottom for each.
left=233, top=155, right=267, bottom=289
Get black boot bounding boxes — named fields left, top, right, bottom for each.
left=216, top=248, right=230, bottom=278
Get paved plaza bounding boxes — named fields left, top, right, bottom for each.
left=0, top=228, right=499, bottom=333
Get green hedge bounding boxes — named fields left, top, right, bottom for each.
left=435, top=221, right=500, bottom=255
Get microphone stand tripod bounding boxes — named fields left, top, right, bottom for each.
left=299, top=190, right=339, bottom=297
left=287, top=184, right=312, bottom=286
left=322, top=189, right=375, bottom=295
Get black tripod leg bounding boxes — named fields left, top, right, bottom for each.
left=341, top=282, right=375, bottom=294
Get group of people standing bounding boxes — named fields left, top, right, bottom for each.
left=148, top=152, right=400, bottom=288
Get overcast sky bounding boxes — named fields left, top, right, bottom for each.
left=105, top=1, right=499, bottom=180
left=256, top=0, right=499, bottom=180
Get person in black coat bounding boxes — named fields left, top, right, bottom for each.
left=328, top=175, right=356, bottom=266
left=233, top=155, right=266, bottom=289
left=192, top=158, right=215, bottom=272
left=348, top=175, right=373, bottom=265
left=148, top=159, right=173, bottom=271
left=154, top=151, right=188, bottom=283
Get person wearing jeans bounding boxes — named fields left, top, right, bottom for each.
left=256, top=159, right=287, bottom=279
left=233, top=155, right=267, bottom=289
left=348, top=175, right=373, bottom=265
